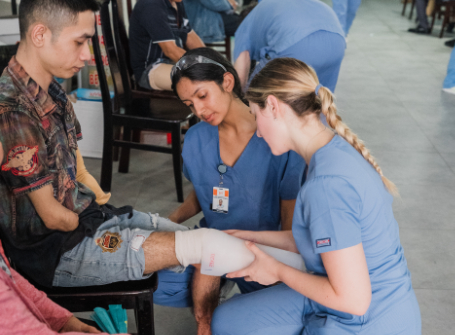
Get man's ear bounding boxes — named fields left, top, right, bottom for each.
left=30, top=24, right=48, bottom=48
left=222, top=72, right=236, bottom=93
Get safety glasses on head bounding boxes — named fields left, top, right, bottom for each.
left=170, top=55, right=227, bottom=80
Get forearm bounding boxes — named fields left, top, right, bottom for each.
left=234, top=51, right=250, bottom=90
left=192, top=264, right=220, bottom=331
left=28, top=185, right=79, bottom=232
left=280, top=199, right=296, bottom=231
left=239, top=230, right=298, bottom=253
left=76, top=149, right=110, bottom=205
left=168, top=189, right=201, bottom=223
left=278, top=264, right=369, bottom=316
left=164, top=46, right=186, bottom=63
left=185, top=31, right=205, bottom=50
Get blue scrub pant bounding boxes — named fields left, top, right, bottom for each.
left=333, top=0, right=362, bottom=36
left=154, top=268, right=268, bottom=308
left=211, top=284, right=422, bottom=335
left=248, top=30, right=346, bottom=93
left=443, top=47, right=455, bottom=89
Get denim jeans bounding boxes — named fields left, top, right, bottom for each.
left=53, top=211, right=188, bottom=287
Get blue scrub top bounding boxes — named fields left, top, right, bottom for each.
left=234, top=0, right=344, bottom=61
left=292, top=135, right=419, bottom=327
left=182, top=122, right=305, bottom=231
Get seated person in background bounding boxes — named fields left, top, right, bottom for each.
left=184, top=0, right=241, bottom=44
left=129, top=0, right=205, bottom=91
left=408, top=0, right=431, bottom=34
left=234, top=0, right=346, bottom=93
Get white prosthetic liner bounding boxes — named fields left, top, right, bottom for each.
left=200, top=229, right=305, bottom=276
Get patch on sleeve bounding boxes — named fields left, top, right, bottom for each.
left=95, top=231, right=123, bottom=253
left=1, top=145, right=39, bottom=177
left=316, top=238, right=331, bottom=248
left=130, top=234, right=146, bottom=252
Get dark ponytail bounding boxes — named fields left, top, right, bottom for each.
left=171, top=48, right=247, bottom=104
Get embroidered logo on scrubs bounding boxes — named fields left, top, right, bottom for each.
left=1, top=145, right=39, bottom=177
left=95, top=231, right=123, bottom=253
left=316, top=238, right=331, bottom=248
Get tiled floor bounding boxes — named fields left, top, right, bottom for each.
left=2, top=0, right=455, bottom=333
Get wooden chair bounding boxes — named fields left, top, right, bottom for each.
left=41, top=274, right=158, bottom=335
left=94, top=0, right=195, bottom=202
left=430, top=0, right=455, bottom=37
left=402, top=0, right=417, bottom=19
left=206, top=36, right=232, bottom=62
left=10, top=0, right=17, bottom=15
left=0, top=44, right=18, bottom=72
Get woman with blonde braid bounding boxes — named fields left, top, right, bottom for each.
left=211, top=58, right=421, bottom=335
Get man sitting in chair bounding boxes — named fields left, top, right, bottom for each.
left=129, top=0, right=205, bottom=91
left=0, top=1, right=220, bottom=333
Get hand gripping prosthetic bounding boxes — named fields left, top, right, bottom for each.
left=175, top=228, right=305, bottom=276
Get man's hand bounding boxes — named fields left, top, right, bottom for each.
left=228, top=0, right=237, bottom=10
left=59, top=316, right=101, bottom=333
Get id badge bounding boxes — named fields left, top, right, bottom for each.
left=212, top=187, right=229, bottom=214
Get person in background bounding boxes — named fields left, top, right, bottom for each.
left=234, top=0, right=345, bottom=93
left=211, top=57, right=421, bottom=335
left=332, top=0, right=362, bottom=37
left=129, top=0, right=205, bottom=91
left=184, top=0, right=241, bottom=44
left=443, top=46, right=455, bottom=94
left=0, top=143, right=114, bottom=335
left=408, top=0, right=431, bottom=34
left=168, top=47, right=305, bottom=335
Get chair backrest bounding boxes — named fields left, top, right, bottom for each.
left=97, top=0, right=133, bottom=107
left=0, top=44, right=18, bottom=73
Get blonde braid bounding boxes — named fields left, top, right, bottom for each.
left=319, top=87, right=399, bottom=196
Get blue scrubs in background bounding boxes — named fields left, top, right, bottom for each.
left=212, top=135, right=421, bottom=335
left=443, top=46, right=455, bottom=90
left=234, top=0, right=346, bottom=92
left=154, top=121, right=305, bottom=306
left=333, top=0, right=362, bottom=36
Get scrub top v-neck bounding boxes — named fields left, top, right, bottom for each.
left=182, top=122, right=305, bottom=231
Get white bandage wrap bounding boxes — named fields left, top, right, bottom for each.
left=175, top=228, right=305, bottom=275
left=174, top=228, right=209, bottom=267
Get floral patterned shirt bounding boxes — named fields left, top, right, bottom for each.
left=0, top=57, right=95, bottom=286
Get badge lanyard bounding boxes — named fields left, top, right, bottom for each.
left=212, top=163, right=229, bottom=214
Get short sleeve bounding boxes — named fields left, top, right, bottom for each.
left=139, top=0, right=175, bottom=43
left=233, top=15, right=253, bottom=61
left=0, top=111, right=52, bottom=197
left=279, top=150, right=305, bottom=200
left=71, top=104, right=83, bottom=141
left=302, top=176, right=362, bottom=254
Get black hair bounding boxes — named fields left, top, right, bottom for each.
left=19, top=0, right=100, bottom=39
left=239, top=1, right=258, bottom=22
left=171, top=47, right=247, bottom=104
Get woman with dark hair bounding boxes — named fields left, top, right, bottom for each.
left=166, top=47, right=305, bottom=334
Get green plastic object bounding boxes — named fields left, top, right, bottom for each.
left=91, top=304, right=128, bottom=334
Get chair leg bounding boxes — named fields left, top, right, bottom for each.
left=440, top=10, right=448, bottom=38
left=171, top=123, right=184, bottom=203
left=430, top=11, right=437, bottom=33
left=100, top=131, right=114, bottom=193
left=135, top=294, right=155, bottom=335
left=409, top=0, right=416, bottom=19
left=113, top=126, right=120, bottom=162
left=402, top=0, right=408, bottom=16
left=119, top=127, right=132, bottom=173
left=225, top=36, right=232, bottom=62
